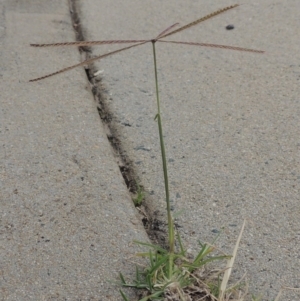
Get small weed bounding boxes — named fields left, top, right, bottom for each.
left=133, top=183, right=144, bottom=207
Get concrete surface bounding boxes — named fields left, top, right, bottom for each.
left=75, top=0, right=300, bottom=300
left=0, top=0, right=149, bottom=300
left=1, top=0, right=299, bottom=301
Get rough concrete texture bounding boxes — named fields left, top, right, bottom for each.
left=0, top=0, right=149, bottom=300
left=75, top=0, right=300, bottom=300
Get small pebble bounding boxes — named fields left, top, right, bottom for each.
left=226, top=24, right=234, bottom=30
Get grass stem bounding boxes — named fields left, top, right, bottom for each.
left=151, top=40, right=174, bottom=278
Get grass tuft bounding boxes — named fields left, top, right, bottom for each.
left=119, top=226, right=248, bottom=301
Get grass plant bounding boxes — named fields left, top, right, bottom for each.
left=30, top=4, right=299, bottom=301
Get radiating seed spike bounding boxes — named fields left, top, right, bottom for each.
left=29, top=41, right=147, bottom=82
left=156, top=23, right=180, bottom=39
left=158, top=40, right=264, bottom=53
left=158, top=4, right=239, bottom=39
left=30, top=39, right=148, bottom=47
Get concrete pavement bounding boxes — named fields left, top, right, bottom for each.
left=1, top=0, right=299, bottom=300
left=1, top=1, right=148, bottom=300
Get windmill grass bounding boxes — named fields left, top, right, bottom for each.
left=28, top=4, right=288, bottom=301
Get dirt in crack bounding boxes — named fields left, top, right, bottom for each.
left=68, top=0, right=168, bottom=248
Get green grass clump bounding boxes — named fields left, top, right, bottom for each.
left=119, top=238, right=230, bottom=301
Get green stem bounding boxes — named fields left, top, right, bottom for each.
left=151, top=40, right=174, bottom=278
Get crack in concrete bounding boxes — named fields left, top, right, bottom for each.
left=68, top=0, right=168, bottom=248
